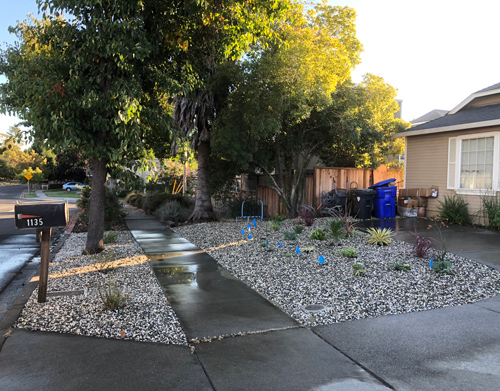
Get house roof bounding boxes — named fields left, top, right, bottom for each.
left=410, top=109, right=448, bottom=125
left=395, top=82, right=500, bottom=137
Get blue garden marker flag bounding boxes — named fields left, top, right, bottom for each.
left=296, top=246, right=301, bottom=255
left=429, top=258, right=434, bottom=267
left=248, top=235, right=252, bottom=240
left=318, top=255, right=325, bottom=264
left=253, top=218, right=257, bottom=227
left=265, top=239, right=268, bottom=247
left=248, top=223, right=251, bottom=229
left=279, top=241, right=283, bottom=248
left=241, top=229, right=245, bottom=235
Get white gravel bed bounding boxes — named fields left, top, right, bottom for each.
left=15, top=231, right=187, bottom=345
left=174, top=218, right=500, bottom=326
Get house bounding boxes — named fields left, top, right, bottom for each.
left=410, top=109, right=448, bottom=126
left=395, top=82, right=500, bottom=218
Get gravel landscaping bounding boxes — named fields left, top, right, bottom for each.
left=15, top=231, right=187, bottom=345
left=174, top=217, right=500, bottom=326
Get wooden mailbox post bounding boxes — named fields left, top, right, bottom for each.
left=15, top=202, right=69, bottom=303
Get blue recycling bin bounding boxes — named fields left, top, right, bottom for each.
left=369, top=178, right=397, bottom=218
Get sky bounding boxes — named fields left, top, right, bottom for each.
left=0, top=0, right=499, bottom=134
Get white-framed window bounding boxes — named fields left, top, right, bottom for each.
left=448, top=132, right=499, bottom=194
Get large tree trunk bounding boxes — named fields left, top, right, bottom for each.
left=85, top=158, right=107, bottom=253
left=189, top=139, right=217, bottom=221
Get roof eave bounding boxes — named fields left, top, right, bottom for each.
left=449, top=88, right=500, bottom=114
left=393, top=119, right=500, bottom=138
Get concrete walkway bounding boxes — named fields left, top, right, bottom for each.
left=0, top=206, right=500, bottom=390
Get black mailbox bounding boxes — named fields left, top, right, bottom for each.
left=15, top=203, right=69, bottom=230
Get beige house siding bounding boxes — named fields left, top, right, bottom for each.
left=405, top=125, right=500, bottom=218
left=465, top=94, right=500, bottom=108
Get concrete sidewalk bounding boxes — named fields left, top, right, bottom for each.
left=0, top=209, right=499, bottom=390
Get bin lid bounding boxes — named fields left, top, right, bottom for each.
left=352, top=188, right=376, bottom=195
left=369, top=178, right=396, bottom=188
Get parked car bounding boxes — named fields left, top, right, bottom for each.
left=62, top=182, right=86, bottom=192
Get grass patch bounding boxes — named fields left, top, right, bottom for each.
left=43, top=190, right=81, bottom=198
left=23, top=193, right=38, bottom=198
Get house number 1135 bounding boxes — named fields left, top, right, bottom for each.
left=26, top=218, right=43, bottom=227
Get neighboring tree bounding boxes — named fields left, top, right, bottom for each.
left=317, top=75, right=409, bottom=168
left=16, top=167, right=44, bottom=183
left=0, top=1, right=183, bottom=253
left=212, top=2, right=362, bottom=216
left=172, top=1, right=291, bottom=221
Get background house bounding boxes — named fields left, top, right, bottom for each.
left=396, top=82, right=500, bottom=218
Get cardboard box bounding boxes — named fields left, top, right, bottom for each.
left=398, top=206, right=417, bottom=218
left=399, top=188, right=419, bottom=197
left=398, top=198, right=418, bottom=208
left=399, top=187, right=439, bottom=198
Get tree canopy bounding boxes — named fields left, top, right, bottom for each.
left=212, top=2, right=363, bottom=215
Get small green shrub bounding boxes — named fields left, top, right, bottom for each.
left=77, top=187, right=125, bottom=228
left=97, top=278, right=129, bottom=311
left=437, top=195, right=471, bottom=225
left=310, top=229, right=326, bottom=241
left=145, top=191, right=191, bottom=212
left=326, top=219, right=346, bottom=243
left=283, top=231, right=298, bottom=241
left=293, top=225, right=304, bottom=234
left=269, top=221, right=281, bottom=231
left=366, top=227, right=395, bottom=246
left=273, top=214, right=287, bottom=223
left=154, top=201, right=190, bottom=223
left=387, top=263, right=411, bottom=271
left=482, top=196, right=500, bottom=230
left=103, top=232, right=118, bottom=244
left=337, top=247, right=357, bottom=258
left=432, top=259, right=454, bottom=275
left=88, top=250, right=116, bottom=274
left=352, top=262, right=366, bottom=276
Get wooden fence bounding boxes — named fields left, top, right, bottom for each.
left=255, top=165, right=403, bottom=217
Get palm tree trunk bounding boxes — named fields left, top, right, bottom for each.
left=189, top=139, right=217, bottom=221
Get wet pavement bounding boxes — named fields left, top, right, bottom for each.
left=126, top=210, right=300, bottom=339
left=1, top=206, right=500, bottom=390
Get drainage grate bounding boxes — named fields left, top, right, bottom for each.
left=303, top=304, right=327, bottom=313
left=47, top=290, right=84, bottom=297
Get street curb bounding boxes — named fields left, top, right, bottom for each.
left=0, top=221, right=77, bottom=351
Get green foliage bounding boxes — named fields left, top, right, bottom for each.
left=153, top=201, right=190, bottom=224
left=144, top=191, right=192, bottom=213
left=16, top=167, right=45, bottom=183
left=283, top=231, right=298, bottom=241
left=337, top=247, right=357, bottom=258
left=437, top=195, right=471, bottom=225
left=88, top=250, right=116, bottom=274
left=326, top=219, right=346, bottom=243
left=211, top=2, right=363, bottom=215
left=317, top=75, right=409, bottom=168
left=366, top=227, right=395, bottom=246
left=432, top=257, right=454, bottom=275
left=273, top=214, right=287, bottom=223
left=310, top=229, right=326, bottom=241
left=97, top=278, right=129, bottom=311
left=352, top=262, right=366, bottom=276
left=77, top=187, right=124, bottom=229
left=269, top=221, right=281, bottom=231
left=103, top=232, right=118, bottom=245
left=293, top=224, right=304, bottom=234
left=387, top=263, right=411, bottom=271
left=482, top=196, right=500, bottom=230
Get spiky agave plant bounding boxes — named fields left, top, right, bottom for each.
left=365, top=227, right=396, bottom=246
